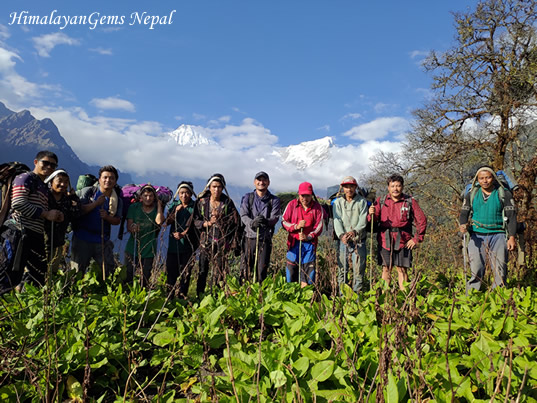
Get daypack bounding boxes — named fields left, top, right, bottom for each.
left=118, top=184, right=173, bottom=239
left=372, top=194, right=413, bottom=235
left=0, top=162, right=31, bottom=227
left=76, top=174, right=98, bottom=191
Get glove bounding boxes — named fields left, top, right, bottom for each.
left=251, top=216, right=267, bottom=229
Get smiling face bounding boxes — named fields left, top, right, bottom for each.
left=477, top=170, right=494, bottom=192
left=342, top=184, right=357, bottom=200
left=178, top=188, right=192, bottom=205
left=34, top=157, right=58, bottom=180
left=51, top=174, right=69, bottom=195
left=99, top=170, right=117, bottom=192
left=254, top=176, right=269, bottom=193
left=298, top=194, right=313, bottom=208
left=387, top=180, right=403, bottom=200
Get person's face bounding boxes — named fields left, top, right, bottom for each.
left=99, top=171, right=117, bottom=191
left=178, top=188, right=192, bottom=205
left=141, top=190, right=155, bottom=206
left=210, top=181, right=223, bottom=199
left=342, top=184, right=357, bottom=199
left=254, top=176, right=269, bottom=192
left=51, top=175, right=69, bottom=195
left=477, top=171, right=494, bottom=191
left=388, top=181, right=403, bottom=199
left=299, top=194, right=313, bottom=207
left=34, top=157, right=57, bottom=178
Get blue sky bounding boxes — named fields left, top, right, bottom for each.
left=0, top=0, right=475, bottom=192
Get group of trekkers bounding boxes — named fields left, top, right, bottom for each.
left=0, top=150, right=518, bottom=297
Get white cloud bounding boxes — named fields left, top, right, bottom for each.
left=193, top=113, right=206, bottom=120
left=89, top=47, right=113, bottom=55
left=32, top=32, right=80, bottom=57
left=219, top=115, right=231, bottom=122
left=374, top=102, right=391, bottom=113
left=90, top=96, right=135, bottom=112
left=317, top=124, right=330, bottom=132
left=0, top=24, right=9, bottom=42
left=174, top=115, right=184, bottom=121
left=410, top=50, right=429, bottom=59
left=0, top=47, right=41, bottom=103
left=340, top=113, right=361, bottom=121
left=343, top=117, right=409, bottom=141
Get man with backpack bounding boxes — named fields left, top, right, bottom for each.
left=332, top=176, right=368, bottom=294
left=1, top=151, right=64, bottom=291
left=459, top=166, right=517, bottom=291
left=368, top=174, right=427, bottom=291
left=71, top=165, right=123, bottom=274
left=239, top=171, right=281, bottom=284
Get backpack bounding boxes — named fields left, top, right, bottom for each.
left=0, top=162, right=31, bottom=227
left=463, top=169, right=519, bottom=234
left=118, top=184, right=173, bottom=240
left=76, top=174, right=98, bottom=191
left=373, top=194, right=413, bottom=234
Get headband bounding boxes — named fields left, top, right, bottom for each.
left=178, top=183, right=194, bottom=194
left=45, top=169, right=69, bottom=184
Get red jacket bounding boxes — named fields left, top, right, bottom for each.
left=282, top=199, right=324, bottom=249
left=369, top=194, right=427, bottom=250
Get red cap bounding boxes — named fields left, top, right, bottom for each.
left=340, top=176, right=358, bottom=186
left=298, top=182, right=313, bottom=195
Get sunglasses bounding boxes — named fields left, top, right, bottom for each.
left=40, top=160, right=57, bottom=169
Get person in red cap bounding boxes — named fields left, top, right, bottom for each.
left=282, top=182, right=324, bottom=287
left=368, top=174, right=427, bottom=290
left=332, top=176, right=368, bottom=293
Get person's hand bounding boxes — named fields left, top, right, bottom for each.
left=172, top=231, right=183, bottom=240
left=298, top=232, right=308, bottom=241
left=368, top=205, right=375, bottom=215
left=94, top=194, right=107, bottom=207
left=507, top=236, right=516, bottom=251
left=252, top=216, right=267, bottom=229
left=340, top=233, right=350, bottom=245
left=459, top=224, right=467, bottom=234
left=405, top=239, right=417, bottom=250
left=296, top=220, right=306, bottom=230
left=44, top=209, right=64, bottom=222
left=129, top=223, right=140, bottom=233
left=175, top=204, right=184, bottom=213
left=99, top=209, right=109, bottom=219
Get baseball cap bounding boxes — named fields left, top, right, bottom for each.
left=255, top=171, right=269, bottom=180
left=298, top=182, right=313, bottom=195
left=340, top=176, right=358, bottom=186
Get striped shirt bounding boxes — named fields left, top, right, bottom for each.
left=10, top=172, right=48, bottom=234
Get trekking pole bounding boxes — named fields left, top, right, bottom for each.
left=101, top=212, right=106, bottom=281
left=253, top=227, right=260, bottom=283
left=462, top=232, right=469, bottom=296
left=298, top=228, right=303, bottom=279
left=369, top=213, right=374, bottom=291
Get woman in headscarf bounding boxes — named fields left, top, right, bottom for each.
left=124, top=184, right=164, bottom=287
left=194, top=174, right=239, bottom=297
left=165, top=181, right=199, bottom=298
left=45, top=169, right=81, bottom=272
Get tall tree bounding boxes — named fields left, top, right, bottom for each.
left=408, top=0, right=537, bottom=264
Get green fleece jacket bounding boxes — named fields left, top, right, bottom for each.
left=332, top=194, right=368, bottom=240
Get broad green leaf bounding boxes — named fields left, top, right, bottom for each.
left=310, top=360, right=334, bottom=382
left=270, top=370, right=287, bottom=388
left=293, top=356, right=309, bottom=377
left=153, top=329, right=175, bottom=347
left=386, top=373, right=398, bottom=403
left=207, top=305, right=227, bottom=327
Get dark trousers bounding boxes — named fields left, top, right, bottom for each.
left=240, top=237, right=272, bottom=283
left=19, top=229, right=47, bottom=288
left=166, top=251, right=195, bottom=297
left=125, top=252, right=153, bottom=288
left=197, top=244, right=228, bottom=297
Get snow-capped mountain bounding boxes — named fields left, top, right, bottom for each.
left=273, top=136, right=334, bottom=170
left=168, top=124, right=215, bottom=147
